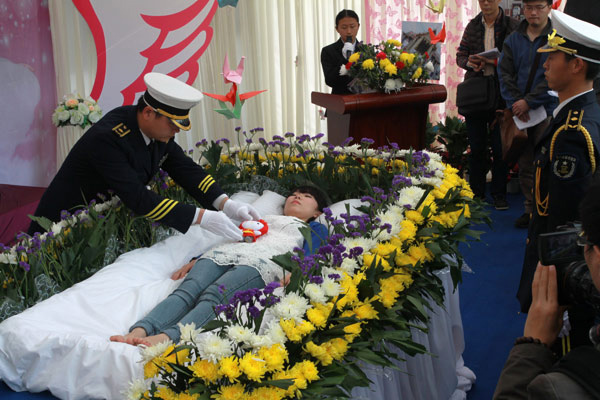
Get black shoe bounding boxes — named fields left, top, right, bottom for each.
left=514, top=213, right=530, bottom=229
left=493, top=196, right=509, bottom=211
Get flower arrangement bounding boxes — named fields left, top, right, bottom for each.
left=340, top=39, right=434, bottom=93
left=0, top=129, right=488, bottom=398
left=51, top=94, right=102, bottom=129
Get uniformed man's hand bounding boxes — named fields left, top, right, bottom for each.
left=198, top=210, right=243, bottom=241
left=222, top=199, right=261, bottom=222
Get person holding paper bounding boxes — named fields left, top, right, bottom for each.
left=498, top=0, right=558, bottom=229
left=320, top=9, right=360, bottom=95
left=516, top=11, right=600, bottom=352
left=456, top=0, right=518, bottom=210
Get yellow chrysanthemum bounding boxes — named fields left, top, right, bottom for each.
left=412, top=67, right=423, bottom=79
left=258, top=344, right=288, bottom=372
left=211, top=383, right=246, bottom=400
left=405, top=210, right=425, bottom=225
left=362, top=253, right=390, bottom=271
left=328, top=337, right=349, bottom=360
left=219, top=355, right=242, bottom=383
left=305, top=341, right=333, bottom=366
left=353, top=302, right=379, bottom=320
left=379, top=58, right=392, bottom=68
left=155, top=386, right=178, bottom=400
left=397, top=219, right=418, bottom=242
left=190, top=359, right=221, bottom=384
left=386, top=38, right=401, bottom=47
left=246, top=387, right=286, bottom=400
left=362, top=59, right=375, bottom=70
left=239, top=352, right=267, bottom=382
left=348, top=52, right=360, bottom=63
left=306, top=306, right=328, bottom=329
left=407, top=243, right=434, bottom=263
left=385, top=63, right=398, bottom=76
left=371, top=242, right=399, bottom=257
left=399, top=52, right=415, bottom=65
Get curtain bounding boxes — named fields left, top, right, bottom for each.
left=48, top=0, right=364, bottom=165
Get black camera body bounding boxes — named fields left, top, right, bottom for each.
left=538, top=222, right=600, bottom=309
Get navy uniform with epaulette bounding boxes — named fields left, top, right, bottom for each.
left=29, top=105, right=222, bottom=234
left=518, top=91, right=600, bottom=312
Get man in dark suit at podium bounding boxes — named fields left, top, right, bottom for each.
left=320, top=9, right=360, bottom=95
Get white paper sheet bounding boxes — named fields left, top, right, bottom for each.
left=513, top=106, right=547, bottom=130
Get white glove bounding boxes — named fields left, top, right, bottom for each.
left=223, top=199, right=261, bottom=221
left=342, top=42, right=355, bottom=59
left=199, top=210, right=242, bottom=241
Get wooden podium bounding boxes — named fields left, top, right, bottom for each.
left=312, top=84, right=447, bottom=150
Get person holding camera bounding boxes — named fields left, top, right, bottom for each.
left=517, top=10, right=600, bottom=328
left=494, top=179, right=600, bottom=399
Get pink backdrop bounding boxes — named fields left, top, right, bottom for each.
left=0, top=0, right=57, bottom=187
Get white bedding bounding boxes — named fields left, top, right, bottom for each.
left=0, top=226, right=224, bottom=399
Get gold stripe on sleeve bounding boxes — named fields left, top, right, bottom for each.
left=154, top=200, right=179, bottom=221
left=145, top=199, right=172, bottom=220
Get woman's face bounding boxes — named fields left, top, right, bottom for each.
left=284, top=191, right=321, bottom=222
left=336, top=16, right=359, bottom=43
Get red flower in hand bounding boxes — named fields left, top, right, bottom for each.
left=376, top=52, right=387, bottom=60
left=395, top=61, right=405, bottom=70
left=345, top=62, right=352, bottom=70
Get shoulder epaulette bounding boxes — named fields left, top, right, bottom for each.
left=550, top=109, right=596, bottom=174
left=112, top=122, right=130, bottom=137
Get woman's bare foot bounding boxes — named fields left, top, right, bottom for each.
left=110, top=327, right=148, bottom=345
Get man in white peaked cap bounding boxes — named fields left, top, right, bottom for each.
left=518, top=9, right=600, bottom=314
left=30, top=72, right=259, bottom=242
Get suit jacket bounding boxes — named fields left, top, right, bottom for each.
left=30, top=106, right=223, bottom=234
left=518, top=91, right=600, bottom=312
left=320, top=38, right=354, bottom=95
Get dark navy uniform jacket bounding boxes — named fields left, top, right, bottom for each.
left=29, top=106, right=223, bottom=234
left=518, top=91, right=600, bottom=312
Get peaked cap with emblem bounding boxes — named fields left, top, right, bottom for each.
left=142, top=72, right=203, bottom=131
left=538, top=10, right=600, bottom=64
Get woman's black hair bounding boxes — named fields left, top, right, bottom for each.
left=290, top=185, right=329, bottom=221
left=335, top=9, right=359, bottom=27
left=579, top=178, right=600, bottom=247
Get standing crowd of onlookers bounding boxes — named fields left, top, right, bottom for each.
left=457, top=0, right=600, bottom=397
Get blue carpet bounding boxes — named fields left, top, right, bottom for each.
left=0, top=192, right=528, bottom=400
left=461, top=191, right=528, bottom=399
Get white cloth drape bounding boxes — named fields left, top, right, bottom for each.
left=48, top=0, right=364, bottom=168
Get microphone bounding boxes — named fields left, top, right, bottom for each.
left=345, top=36, right=353, bottom=59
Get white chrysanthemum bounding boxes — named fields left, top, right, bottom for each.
left=339, top=64, right=349, bottom=76
left=226, top=324, right=255, bottom=344
left=271, top=292, right=310, bottom=322
left=51, top=112, right=59, bottom=126
left=320, top=278, right=342, bottom=297
left=178, top=322, right=203, bottom=343
left=365, top=148, right=377, bottom=157
left=304, top=283, right=327, bottom=304
left=424, top=61, right=435, bottom=73
left=343, top=144, right=362, bottom=157
left=124, top=379, right=148, bottom=400
left=375, top=208, right=403, bottom=240
left=394, top=79, right=404, bottom=90
left=397, top=186, right=426, bottom=208
left=338, top=257, right=358, bottom=276
left=341, top=237, right=377, bottom=254
left=93, top=202, right=111, bottom=213
left=139, top=340, right=173, bottom=363
left=320, top=266, right=340, bottom=280
left=264, top=319, right=287, bottom=345
left=248, top=143, right=262, bottom=152
left=197, top=332, right=234, bottom=363
left=0, top=251, right=17, bottom=265
left=248, top=332, right=274, bottom=350
left=384, top=79, right=397, bottom=92
left=420, top=176, right=443, bottom=187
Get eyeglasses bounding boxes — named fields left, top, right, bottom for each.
left=577, top=231, right=595, bottom=247
left=524, top=4, right=549, bottom=11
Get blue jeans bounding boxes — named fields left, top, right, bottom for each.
left=130, top=258, right=264, bottom=342
left=465, top=111, right=507, bottom=199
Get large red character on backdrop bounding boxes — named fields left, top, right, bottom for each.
left=73, top=0, right=217, bottom=110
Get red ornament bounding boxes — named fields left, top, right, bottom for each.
left=376, top=52, right=388, bottom=60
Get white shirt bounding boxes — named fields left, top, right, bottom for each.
left=553, top=89, right=594, bottom=118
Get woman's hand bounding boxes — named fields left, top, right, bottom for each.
left=524, top=263, right=567, bottom=346
left=171, top=259, right=196, bottom=280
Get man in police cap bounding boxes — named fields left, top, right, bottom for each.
left=29, top=73, right=259, bottom=240
left=517, top=10, right=600, bottom=347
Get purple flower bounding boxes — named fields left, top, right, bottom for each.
left=328, top=273, right=341, bottom=280
left=312, top=133, right=325, bottom=140
left=392, top=175, right=412, bottom=187
left=309, top=275, right=324, bottom=284
left=245, top=138, right=253, bottom=144
left=263, top=281, right=281, bottom=295
left=360, top=138, right=375, bottom=145
left=272, top=135, right=284, bottom=141
left=19, top=261, right=30, bottom=272
left=342, top=136, right=354, bottom=146
left=188, top=149, right=194, bottom=155
left=284, top=132, right=295, bottom=138
left=235, top=126, right=242, bottom=132
left=216, top=138, right=230, bottom=145
left=248, top=305, right=261, bottom=318
left=218, top=285, right=226, bottom=295
left=259, top=137, right=267, bottom=145
left=60, top=210, right=71, bottom=220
